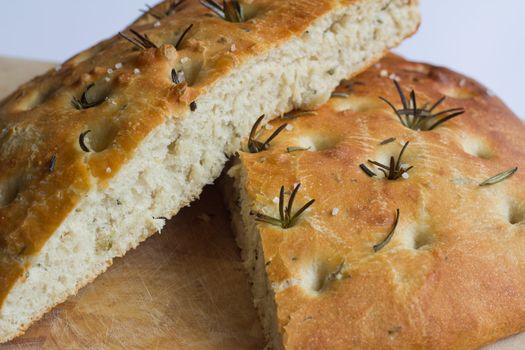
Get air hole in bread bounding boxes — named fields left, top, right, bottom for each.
left=296, top=134, right=340, bottom=152
left=398, top=223, right=433, bottom=250
left=508, top=201, right=525, bottom=225
left=299, top=260, right=344, bottom=294
left=173, top=54, right=203, bottom=86
left=84, top=81, right=111, bottom=108
left=0, top=172, right=26, bottom=207
left=84, top=122, right=118, bottom=153
left=461, top=137, right=494, bottom=160
left=331, top=96, right=383, bottom=113
left=413, top=229, right=433, bottom=250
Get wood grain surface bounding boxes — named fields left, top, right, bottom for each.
left=0, top=57, right=522, bottom=350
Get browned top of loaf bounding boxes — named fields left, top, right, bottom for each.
left=0, top=0, right=365, bottom=303
left=238, top=54, right=525, bottom=349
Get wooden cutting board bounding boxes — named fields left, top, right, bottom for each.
left=0, top=57, right=523, bottom=350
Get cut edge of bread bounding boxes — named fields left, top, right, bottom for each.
left=0, top=0, right=420, bottom=343
left=223, top=162, right=284, bottom=348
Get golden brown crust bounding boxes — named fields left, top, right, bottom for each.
left=238, top=54, right=525, bottom=349
left=0, top=0, right=378, bottom=304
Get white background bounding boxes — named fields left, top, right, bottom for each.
left=0, top=0, right=523, bottom=118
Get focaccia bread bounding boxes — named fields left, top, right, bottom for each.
left=226, top=54, right=525, bottom=349
left=0, top=0, right=420, bottom=343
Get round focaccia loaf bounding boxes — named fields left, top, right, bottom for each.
left=0, top=0, right=420, bottom=343
left=227, top=54, right=525, bottom=349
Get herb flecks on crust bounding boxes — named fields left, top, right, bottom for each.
left=200, top=0, right=245, bottom=23
left=251, top=184, right=315, bottom=229
left=247, top=115, right=287, bottom=153
left=380, top=80, right=465, bottom=131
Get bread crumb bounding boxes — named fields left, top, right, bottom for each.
left=459, top=78, right=466, bottom=87
left=106, top=167, right=112, bottom=174
left=230, top=44, right=237, bottom=52
left=55, top=65, right=62, bottom=72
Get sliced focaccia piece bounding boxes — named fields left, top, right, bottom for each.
left=0, top=0, right=420, bottom=343
left=226, top=54, right=525, bottom=349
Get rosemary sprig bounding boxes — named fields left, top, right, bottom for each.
left=373, top=209, right=400, bottom=252
left=72, top=84, right=102, bottom=110
left=380, top=80, right=465, bottom=131
left=379, top=137, right=396, bottom=145
left=49, top=155, right=57, bottom=172
left=331, top=92, right=350, bottom=99
left=341, top=79, right=364, bottom=91
left=166, top=0, right=186, bottom=16
left=175, top=23, right=194, bottom=50
left=79, top=130, right=92, bottom=152
left=119, top=29, right=158, bottom=50
left=251, top=184, right=315, bottom=229
left=200, top=0, right=245, bottom=22
left=359, top=164, right=376, bottom=177
left=367, top=141, right=413, bottom=180
left=479, top=167, right=518, bottom=186
left=140, top=4, right=164, bottom=20
left=283, top=110, right=317, bottom=119
left=247, top=115, right=287, bottom=153
left=287, top=146, right=310, bottom=153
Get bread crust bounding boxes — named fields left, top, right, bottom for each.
left=0, top=0, right=420, bottom=307
left=236, top=54, right=525, bottom=349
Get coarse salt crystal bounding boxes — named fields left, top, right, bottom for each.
left=180, top=57, right=190, bottom=64
left=107, top=68, right=113, bottom=74
left=230, top=44, right=237, bottom=52
left=402, top=172, right=410, bottom=179
left=115, top=62, right=123, bottom=70
left=265, top=124, right=274, bottom=130
left=104, top=77, right=111, bottom=82
left=154, top=21, right=161, bottom=28
left=389, top=73, right=401, bottom=81
left=106, top=167, right=112, bottom=174
left=286, top=124, right=294, bottom=131
left=380, top=69, right=389, bottom=77
left=459, top=78, right=466, bottom=87
left=272, top=197, right=280, bottom=204
left=134, top=68, right=141, bottom=75
left=331, top=208, right=340, bottom=216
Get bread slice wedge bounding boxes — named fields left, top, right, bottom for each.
left=0, top=0, right=420, bottom=343
left=225, top=54, right=525, bottom=349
